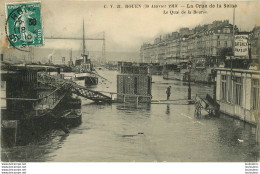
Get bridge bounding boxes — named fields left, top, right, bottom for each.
left=37, top=72, right=112, bottom=103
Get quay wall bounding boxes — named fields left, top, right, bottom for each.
left=163, top=70, right=185, bottom=81
left=164, top=67, right=214, bottom=84
left=219, top=102, right=256, bottom=125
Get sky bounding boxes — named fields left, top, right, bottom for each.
left=1, top=0, right=260, bottom=53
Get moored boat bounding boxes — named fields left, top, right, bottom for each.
left=73, top=55, right=98, bottom=86
left=72, top=19, right=99, bottom=86
left=60, top=109, right=82, bottom=128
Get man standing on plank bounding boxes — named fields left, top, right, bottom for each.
left=166, top=86, right=171, bottom=100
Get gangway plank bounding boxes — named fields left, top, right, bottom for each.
left=37, top=72, right=112, bottom=103
left=151, top=99, right=194, bottom=105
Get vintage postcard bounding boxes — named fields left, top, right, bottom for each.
left=0, top=0, right=260, bottom=168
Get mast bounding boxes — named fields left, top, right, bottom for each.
left=82, top=19, right=86, bottom=56
left=102, top=32, right=106, bottom=63
left=70, top=48, right=72, bottom=62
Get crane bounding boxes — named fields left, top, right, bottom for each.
left=28, top=20, right=106, bottom=64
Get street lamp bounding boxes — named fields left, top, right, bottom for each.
left=188, top=56, right=192, bottom=100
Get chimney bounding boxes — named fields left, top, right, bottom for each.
left=85, top=55, right=88, bottom=63
left=62, top=57, right=65, bottom=64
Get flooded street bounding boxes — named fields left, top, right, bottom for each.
left=2, top=70, right=259, bottom=162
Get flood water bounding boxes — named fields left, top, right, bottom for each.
left=1, top=69, right=259, bottom=162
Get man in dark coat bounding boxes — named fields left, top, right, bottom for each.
left=166, top=86, right=171, bottom=100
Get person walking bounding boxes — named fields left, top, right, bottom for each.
left=166, top=86, right=171, bottom=100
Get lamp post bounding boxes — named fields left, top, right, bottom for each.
left=188, top=56, right=192, bottom=100
left=231, top=7, right=235, bottom=80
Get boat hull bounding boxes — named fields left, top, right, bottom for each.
left=85, top=76, right=98, bottom=86
left=74, top=74, right=98, bottom=86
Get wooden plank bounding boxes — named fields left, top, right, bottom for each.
left=1, top=98, right=38, bottom=101
left=151, top=99, right=193, bottom=104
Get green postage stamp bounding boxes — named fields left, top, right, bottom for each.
left=6, top=2, right=43, bottom=48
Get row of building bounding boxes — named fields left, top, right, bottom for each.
left=140, top=20, right=260, bottom=65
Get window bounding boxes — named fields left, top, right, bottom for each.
left=134, top=77, right=138, bottom=94
left=122, top=77, right=126, bottom=93
left=224, top=41, right=227, bottom=47
left=234, top=77, right=243, bottom=106
left=223, top=28, right=230, bottom=33
left=217, top=41, right=220, bottom=47
left=221, top=75, right=227, bottom=101
left=227, top=75, right=232, bottom=102
left=252, top=79, right=259, bottom=110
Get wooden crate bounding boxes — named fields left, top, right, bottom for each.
left=117, top=74, right=152, bottom=103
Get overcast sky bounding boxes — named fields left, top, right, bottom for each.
left=1, top=1, right=260, bottom=53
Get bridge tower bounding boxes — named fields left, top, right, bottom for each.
left=102, top=32, right=106, bottom=64
left=28, top=47, right=34, bottom=63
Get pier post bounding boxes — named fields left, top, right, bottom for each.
left=256, top=125, right=260, bottom=145
left=188, top=85, right=191, bottom=100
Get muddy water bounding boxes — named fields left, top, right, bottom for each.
left=1, top=70, right=259, bottom=162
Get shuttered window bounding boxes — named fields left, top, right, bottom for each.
left=221, top=75, right=227, bottom=101
left=252, top=79, right=259, bottom=110
left=234, top=77, right=243, bottom=106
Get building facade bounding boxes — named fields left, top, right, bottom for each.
left=216, top=68, right=260, bottom=126
left=250, top=26, right=260, bottom=64
left=140, top=20, right=236, bottom=65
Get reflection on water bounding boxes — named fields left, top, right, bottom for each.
left=1, top=70, right=259, bottom=162
left=166, top=104, right=170, bottom=115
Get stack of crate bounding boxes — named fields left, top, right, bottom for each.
left=117, top=65, right=152, bottom=103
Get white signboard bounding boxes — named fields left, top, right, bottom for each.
left=234, top=35, right=249, bottom=57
